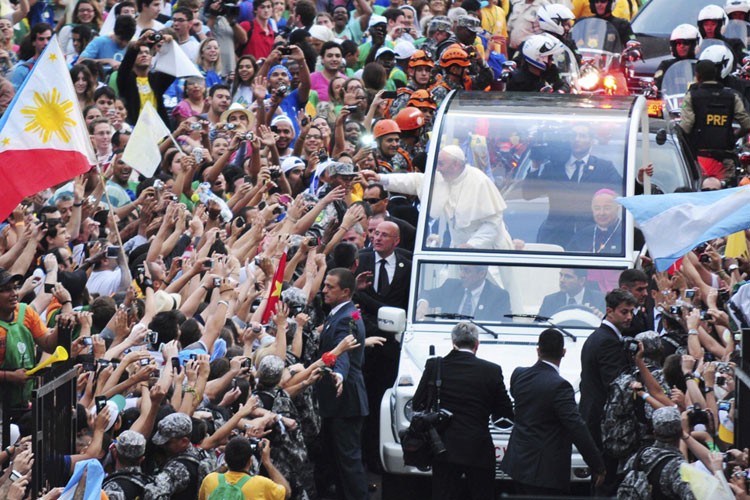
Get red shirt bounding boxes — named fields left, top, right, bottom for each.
left=240, top=18, right=275, bottom=59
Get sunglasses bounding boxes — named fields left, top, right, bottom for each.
left=363, top=197, right=384, bottom=204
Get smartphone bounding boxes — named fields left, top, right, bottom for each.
left=144, top=330, right=158, bottom=345
left=82, top=362, right=96, bottom=372
left=82, top=337, right=93, bottom=346
left=44, top=283, right=55, bottom=293
left=139, top=358, right=150, bottom=366
left=97, top=359, right=109, bottom=367
left=381, top=91, right=397, bottom=99
left=107, top=246, right=120, bottom=258
left=171, top=357, right=181, bottom=373
left=213, top=277, right=221, bottom=288
left=205, top=259, right=214, bottom=268
left=685, top=289, right=695, bottom=299
left=95, top=396, right=107, bottom=414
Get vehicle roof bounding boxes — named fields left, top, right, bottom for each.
left=450, top=92, right=637, bottom=114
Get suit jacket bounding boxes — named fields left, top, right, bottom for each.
left=317, top=301, right=369, bottom=419
left=538, top=288, right=606, bottom=319
left=622, top=304, right=655, bottom=338
left=412, top=350, right=514, bottom=469
left=387, top=196, right=419, bottom=227
left=579, top=323, right=630, bottom=446
left=423, top=279, right=510, bottom=321
left=354, top=249, right=412, bottom=317
left=501, top=361, right=604, bottom=490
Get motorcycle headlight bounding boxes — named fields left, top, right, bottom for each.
left=579, top=66, right=600, bottom=91
left=404, top=398, right=414, bottom=422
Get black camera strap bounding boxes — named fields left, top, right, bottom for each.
left=433, top=357, right=442, bottom=412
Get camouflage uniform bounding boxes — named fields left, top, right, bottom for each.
left=103, top=430, right=152, bottom=500
left=143, top=413, right=217, bottom=500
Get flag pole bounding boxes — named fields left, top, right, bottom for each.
left=94, top=160, right=132, bottom=284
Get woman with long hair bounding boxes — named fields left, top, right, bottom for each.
left=230, top=55, right=257, bottom=106
left=196, top=38, right=224, bottom=87
left=172, top=76, right=207, bottom=124
left=58, top=0, right=103, bottom=62
left=71, top=64, right=96, bottom=109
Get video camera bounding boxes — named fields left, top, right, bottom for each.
left=207, top=0, right=240, bottom=17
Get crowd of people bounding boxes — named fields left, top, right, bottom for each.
left=1, top=0, right=750, bottom=498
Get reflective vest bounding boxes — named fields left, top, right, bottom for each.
left=688, top=82, right=736, bottom=151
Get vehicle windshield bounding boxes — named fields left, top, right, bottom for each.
left=632, top=0, right=716, bottom=36
left=413, top=261, right=625, bottom=327
left=571, top=17, right=622, bottom=70
left=423, top=93, right=632, bottom=254
left=725, top=20, right=750, bottom=48
left=661, top=60, right=695, bottom=116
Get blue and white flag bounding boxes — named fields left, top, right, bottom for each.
left=617, top=186, right=750, bottom=271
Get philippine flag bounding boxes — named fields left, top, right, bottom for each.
left=0, top=36, right=96, bottom=221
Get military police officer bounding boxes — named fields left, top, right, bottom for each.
left=679, top=59, right=750, bottom=183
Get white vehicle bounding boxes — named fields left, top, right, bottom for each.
left=377, top=91, right=671, bottom=497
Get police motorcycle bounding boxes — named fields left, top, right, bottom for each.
left=660, top=59, right=696, bottom=119
left=571, top=17, right=642, bottom=95
left=499, top=34, right=581, bottom=93
left=725, top=19, right=750, bottom=48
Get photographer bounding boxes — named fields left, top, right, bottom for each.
left=258, top=45, right=310, bottom=136
left=116, top=29, right=176, bottom=125
left=204, top=0, right=246, bottom=77
left=198, top=436, right=290, bottom=499
left=412, top=322, right=513, bottom=500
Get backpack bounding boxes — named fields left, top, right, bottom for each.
left=102, top=470, right=152, bottom=499
left=601, top=370, right=647, bottom=459
left=617, top=448, right=681, bottom=500
left=208, top=473, right=250, bottom=500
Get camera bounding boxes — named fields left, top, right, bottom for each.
left=700, top=310, right=711, bottom=320
left=107, top=245, right=119, bottom=258
left=213, top=277, right=221, bottom=288
left=193, top=148, right=204, bottom=164
left=685, top=289, right=695, bottom=299
left=719, top=289, right=731, bottom=303
left=225, top=123, right=237, bottom=131
left=171, top=357, right=181, bottom=373
left=623, top=338, right=640, bottom=353
left=275, top=85, right=288, bottom=98
left=190, top=122, right=203, bottom=131
left=153, top=179, right=164, bottom=191
left=717, top=375, right=726, bottom=386
left=145, top=330, right=158, bottom=345
left=242, top=132, right=255, bottom=141
left=343, top=105, right=358, bottom=113
left=139, top=358, right=151, bottom=366
left=317, top=150, right=328, bottom=163
left=82, top=337, right=93, bottom=346
left=279, top=46, right=292, bottom=56
left=241, top=358, right=251, bottom=369
left=206, top=259, right=214, bottom=268
left=146, top=31, right=162, bottom=46
left=270, top=168, right=281, bottom=179
left=669, top=305, right=682, bottom=316
left=699, top=253, right=711, bottom=264
left=409, top=408, right=453, bottom=457
left=95, top=396, right=107, bottom=413
left=247, top=437, right=264, bottom=458
left=687, top=404, right=711, bottom=429
left=44, top=283, right=55, bottom=293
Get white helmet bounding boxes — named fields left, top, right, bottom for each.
left=537, top=4, right=575, bottom=37
left=699, top=43, right=735, bottom=78
left=522, top=34, right=566, bottom=71
left=725, top=0, right=750, bottom=15
left=670, top=24, right=701, bottom=58
left=698, top=4, right=729, bottom=36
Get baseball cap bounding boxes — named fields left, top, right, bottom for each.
left=326, top=162, right=356, bottom=177
left=116, top=430, right=147, bottom=459
left=375, top=47, right=396, bottom=59
left=281, top=156, right=306, bottom=174
left=368, top=15, right=387, bottom=29
left=152, top=413, right=192, bottom=445
left=0, top=268, right=22, bottom=288
left=429, top=16, right=452, bottom=33
left=457, top=15, right=482, bottom=33
left=394, top=40, right=417, bottom=60
left=652, top=406, right=683, bottom=441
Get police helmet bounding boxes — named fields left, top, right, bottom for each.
left=699, top=43, right=735, bottom=79
left=669, top=24, right=701, bottom=58
left=521, top=34, right=566, bottom=71
left=588, top=0, right=614, bottom=15
left=537, top=4, right=575, bottom=37
left=725, top=0, right=750, bottom=16
left=698, top=4, right=729, bottom=37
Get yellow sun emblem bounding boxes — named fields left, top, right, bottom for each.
left=21, top=88, right=76, bottom=143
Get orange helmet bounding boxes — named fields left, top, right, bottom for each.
left=409, top=50, right=435, bottom=68
left=440, top=44, right=471, bottom=68
left=373, top=119, right=401, bottom=139
left=406, top=89, right=437, bottom=110
left=394, top=107, right=425, bottom=131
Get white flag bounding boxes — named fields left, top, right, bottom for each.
left=121, top=101, right=171, bottom=177
left=154, top=40, right=202, bottom=78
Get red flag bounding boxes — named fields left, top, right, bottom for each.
left=261, top=251, right=287, bottom=323
left=0, top=37, right=95, bottom=221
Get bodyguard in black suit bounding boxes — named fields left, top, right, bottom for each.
left=522, top=125, right=622, bottom=246
left=618, top=269, right=653, bottom=338
left=538, top=268, right=606, bottom=319
left=502, top=329, right=605, bottom=495
left=421, top=265, right=510, bottom=320
left=413, top=322, right=514, bottom=500
left=318, top=269, right=369, bottom=500
left=580, top=288, right=637, bottom=496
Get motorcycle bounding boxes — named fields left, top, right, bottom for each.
left=660, top=59, right=696, bottom=119
left=725, top=19, right=750, bottom=50
left=571, top=17, right=642, bottom=95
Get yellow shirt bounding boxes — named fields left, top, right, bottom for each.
left=136, top=76, right=156, bottom=111
left=198, top=471, right=286, bottom=500
left=481, top=5, right=508, bottom=55
left=572, top=0, right=638, bottom=20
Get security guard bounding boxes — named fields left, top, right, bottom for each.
left=373, top=119, right=413, bottom=172
left=584, top=0, right=635, bottom=47
left=679, top=59, right=750, bottom=182
left=654, top=24, right=700, bottom=90
left=506, top=34, right=568, bottom=92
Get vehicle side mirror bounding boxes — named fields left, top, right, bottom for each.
left=655, top=128, right=667, bottom=146
left=378, top=307, right=406, bottom=342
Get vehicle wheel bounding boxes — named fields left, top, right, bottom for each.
left=381, top=472, right=431, bottom=500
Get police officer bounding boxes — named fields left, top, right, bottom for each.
left=700, top=44, right=750, bottom=111
left=585, top=0, right=635, bottom=47
left=679, top=59, right=750, bottom=182
left=103, top=430, right=153, bottom=500
left=506, top=34, right=569, bottom=92
left=454, top=16, right=494, bottom=91
left=654, top=24, right=700, bottom=90
left=537, top=4, right=580, bottom=65
left=698, top=4, right=745, bottom=70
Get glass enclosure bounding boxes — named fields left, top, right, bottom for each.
left=414, top=261, right=626, bottom=326
left=423, top=94, right=634, bottom=255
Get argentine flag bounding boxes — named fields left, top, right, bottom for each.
left=618, top=186, right=750, bottom=271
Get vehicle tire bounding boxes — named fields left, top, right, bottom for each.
left=381, top=472, right=431, bottom=500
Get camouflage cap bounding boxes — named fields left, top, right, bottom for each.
left=429, top=16, right=452, bottom=34
left=116, top=430, right=147, bottom=459
left=152, top=413, right=192, bottom=445
left=326, top=162, right=356, bottom=177
left=652, top=406, right=682, bottom=441
left=456, top=15, right=481, bottom=33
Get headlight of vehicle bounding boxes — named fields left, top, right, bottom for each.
left=578, top=66, right=600, bottom=91
left=404, top=398, right=414, bottom=422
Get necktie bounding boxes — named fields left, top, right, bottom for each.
left=460, top=289, right=473, bottom=316
left=572, top=159, right=584, bottom=182
left=567, top=295, right=577, bottom=305
left=377, top=258, right=390, bottom=295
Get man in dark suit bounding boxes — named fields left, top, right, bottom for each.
left=619, top=269, right=653, bottom=337
left=502, top=329, right=605, bottom=495
left=413, top=322, right=514, bottom=500
left=522, top=125, right=622, bottom=246
left=580, top=288, right=636, bottom=496
left=363, top=183, right=417, bottom=251
left=317, top=268, right=369, bottom=500
left=353, top=221, right=412, bottom=472
left=538, top=268, right=606, bottom=319
left=419, top=265, right=510, bottom=320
